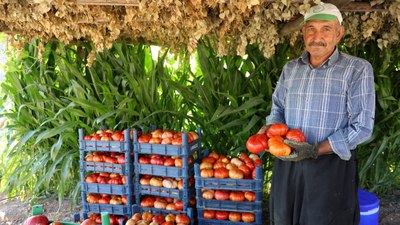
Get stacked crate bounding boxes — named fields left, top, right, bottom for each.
left=132, top=127, right=202, bottom=224
left=195, top=152, right=264, bottom=225
left=79, top=128, right=134, bottom=223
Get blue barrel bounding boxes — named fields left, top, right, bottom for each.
left=358, top=189, right=380, bottom=225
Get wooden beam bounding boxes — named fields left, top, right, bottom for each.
left=76, top=0, right=139, bottom=6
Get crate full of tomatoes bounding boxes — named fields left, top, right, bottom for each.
left=195, top=151, right=263, bottom=225
left=132, top=128, right=201, bottom=156
left=79, top=128, right=136, bottom=219
left=128, top=205, right=193, bottom=225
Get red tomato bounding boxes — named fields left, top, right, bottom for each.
left=202, top=157, right=216, bottom=164
left=150, top=156, right=164, bottom=165
left=215, top=211, right=229, bottom=220
left=138, top=156, right=151, bottom=164
left=241, top=212, right=255, bottom=223
left=213, top=161, right=227, bottom=170
left=117, top=154, right=125, bottom=164
left=175, top=200, right=184, bottom=211
left=214, top=167, right=229, bottom=178
left=175, top=158, right=183, bottom=167
left=229, top=191, right=245, bottom=201
left=285, top=129, right=306, bottom=142
left=175, top=214, right=190, bottom=225
left=172, top=137, right=183, bottom=145
left=267, top=123, right=289, bottom=138
left=228, top=212, right=242, bottom=222
left=138, top=134, right=151, bottom=143
left=200, top=168, right=214, bottom=178
left=80, top=219, right=96, bottom=225
left=246, top=134, right=268, bottom=153
left=163, top=158, right=175, bottom=166
left=85, top=173, right=98, bottom=183
left=244, top=191, right=256, bottom=202
left=268, top=136, right=291, bottom=157
left=238, top=164, right=251, bottom=177
left=214, top=190, right=230, bottom=201
left=152, top=214, right=165, bottom=224
left=203, top=210, right=216, bottom=219
left=149, top=137, right=162, bottom=144
left=208, top=152, right=220, bottom=160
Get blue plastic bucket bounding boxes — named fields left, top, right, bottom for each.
left=358, top=189, right=380, bottom=225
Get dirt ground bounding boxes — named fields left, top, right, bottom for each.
left=0, top=190, right=399, bottom=225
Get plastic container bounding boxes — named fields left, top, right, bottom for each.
left=132, top=128, right=202, bottom=156
left=81, top=182, right=131, bottom=195
left=358, top=189, right=380, bottom=225
left=194, top=164, right=264, bottom=192
left=197, top=208, right=262, bottom=225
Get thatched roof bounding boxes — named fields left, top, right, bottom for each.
left=0, top=0, right=399, bottom=57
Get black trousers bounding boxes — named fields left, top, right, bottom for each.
left=269, top=151, right=360, bottom=225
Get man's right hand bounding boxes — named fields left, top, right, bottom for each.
left=257, top=125, right=269, bottom=134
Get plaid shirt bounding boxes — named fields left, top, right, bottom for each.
left=266, top=48, right=375, bottom=160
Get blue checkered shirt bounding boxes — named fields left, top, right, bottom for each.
left=266, top=48, right=375, bottom=160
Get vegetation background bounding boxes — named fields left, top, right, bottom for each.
left=0, top=36, right=399, bottom=209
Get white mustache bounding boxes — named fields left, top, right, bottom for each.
left=308, top=42, right=326, bottom=47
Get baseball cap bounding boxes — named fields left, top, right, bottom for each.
left=304, top=2, right=343, bottom=25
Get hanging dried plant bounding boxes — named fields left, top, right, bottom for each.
left=0, top=0, right=398, bottom=57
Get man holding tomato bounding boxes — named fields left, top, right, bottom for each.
left=259, top=2, right=375, bottom=225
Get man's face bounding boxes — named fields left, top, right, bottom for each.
left=302, top=19, right=344, bottom=61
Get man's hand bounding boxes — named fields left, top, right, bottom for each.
left=278, top=140, right=319, bottom=161
left=257, top=125, right=270, bottom=134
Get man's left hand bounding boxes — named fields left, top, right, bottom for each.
left=278, top=140, right=319, bottom=162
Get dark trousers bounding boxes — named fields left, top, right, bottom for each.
left=269, top=151, right=360, bottom=225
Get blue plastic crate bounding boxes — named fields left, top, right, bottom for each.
left=81, top=161, right=126, bottom=174
left=82, top=203, right=131, bottom=216
left=132, top=128, right=201, bottom=156
left=196, top=198, right=262, bottom=212
left=194, top=164, right=264, bottom=192
left=197, top=208, right=262, bottom=225
left=139, top=185, right=195, bottom=199
left=78, top=129, right=132, bottom=153
left=136, top=163, right=194, bottom=177
left=81, top=182, right=132, bottom=195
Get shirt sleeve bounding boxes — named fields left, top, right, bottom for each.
left=328, top=60, right=375, bottom=160
left=266, top=68, right=287, bottom=126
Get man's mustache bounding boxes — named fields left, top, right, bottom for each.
left=308, top=41, right=326, bottom=47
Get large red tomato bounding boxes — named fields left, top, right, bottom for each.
left=215, top=211, right=229, bottom=220
left=241, top=212, right=255, bottom=223
left=23, top=215, right=49, bottom=225
left=285, top=129, right=306, bottom=142
left=246, top=134, right=268, bottom=153
left=203, top=210, right=216, bottom=219
left=268, top=136, right=291, bottom=157
left=266, top=123, right=289, bottom=138
left=80, top=218, right=96, bottom=225
left=214, top=190, right=230, bottom=201
left=229, top=191, right=245, bottom=202
left=175, top=214, right=190, bottom=225
left=228, top=212, right=242, bottom=222
left=214, top=168, right=229, bottom=179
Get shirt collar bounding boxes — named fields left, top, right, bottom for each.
left=300, top=47, right=340, bottom=68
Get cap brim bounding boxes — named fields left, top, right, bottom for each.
left=304, top=14, right=338, bottom=22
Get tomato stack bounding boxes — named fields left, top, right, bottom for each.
left=132, top=127, right=202, bottom=225
left=195, top=151, right=263, bottom=225
left=79, top=128, right=134, bottom=224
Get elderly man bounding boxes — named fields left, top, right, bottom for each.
left=259, top=2, right=376, bottom=225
